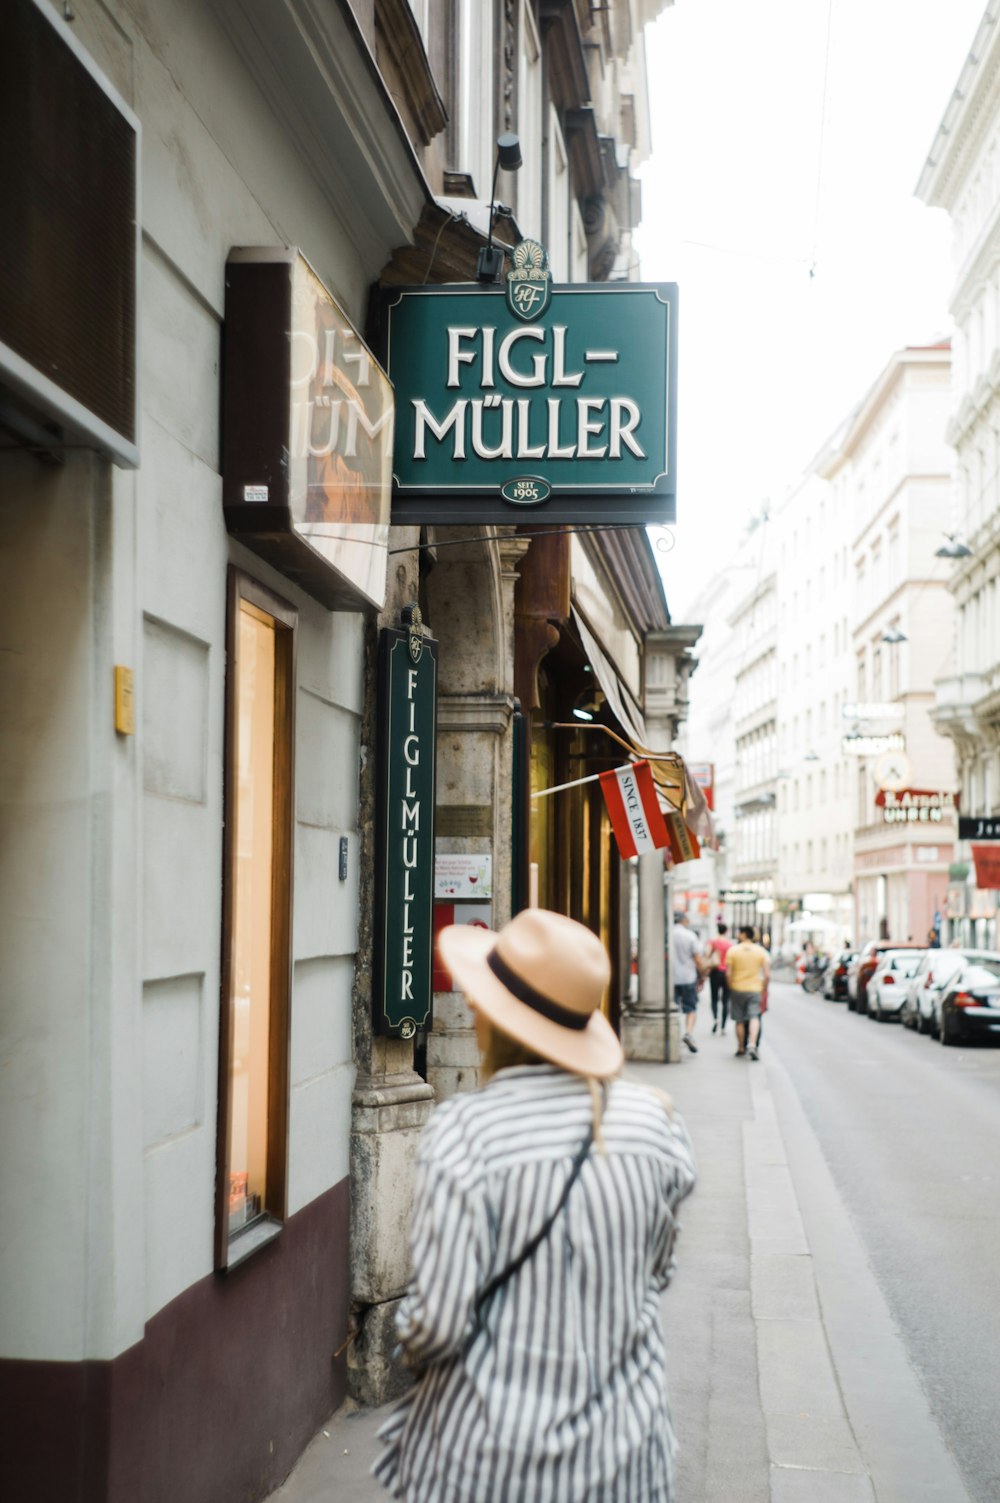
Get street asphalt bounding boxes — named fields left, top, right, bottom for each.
left=767, top=981, right=1000, bottom=1503
left=269, top=982, right=985, bottom=1502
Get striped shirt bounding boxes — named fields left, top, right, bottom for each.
left=374, top=1064, right=697, bottom=1502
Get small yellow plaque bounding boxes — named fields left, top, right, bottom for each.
left=114, top=666, right=135, bottom=735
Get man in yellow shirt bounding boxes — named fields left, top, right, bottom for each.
left=725, top=925, right=769, bottom=1059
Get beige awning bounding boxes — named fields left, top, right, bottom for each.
left=571, top=606, right=647, bottom=749
left=569, top=606, right=715, bottom=845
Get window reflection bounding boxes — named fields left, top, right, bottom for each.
left=228, top=602, right=276, bottom=1236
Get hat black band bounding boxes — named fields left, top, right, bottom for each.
left=486, top=949, right=590, bottom=1031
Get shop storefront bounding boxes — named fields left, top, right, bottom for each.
left=0, top=4, right=421, bottom=1500
left=853, top=789, right=955, bottom=945
left=2, top=3, right=682, bottom=1491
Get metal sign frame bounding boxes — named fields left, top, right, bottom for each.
left=372, top=615, right=438, bottom=1037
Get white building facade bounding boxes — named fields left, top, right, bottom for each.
left=675, top=560, right=756, bottom=938
left=774, top=466, right=855, bottom=947
left=823, top=344, right=957, bottom=946
left=685, top=345, right=957, bottom=955
left=729, top=564, right=780, bottom=937
left=919, top=5, right=1000, bottom=948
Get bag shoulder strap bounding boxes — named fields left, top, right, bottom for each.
left=472, top=1083, right=607, bottom=1327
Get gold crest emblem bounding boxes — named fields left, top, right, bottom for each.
left=506, top=239, right=551, bottom=322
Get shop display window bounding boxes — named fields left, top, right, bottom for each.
left=217, top=571, right=296, bottom=1270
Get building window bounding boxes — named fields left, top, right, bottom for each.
left=546, top=104, right=569, bottom=279
left=517, top=0, right=542, bottom=236
left=887, top=517, right=900, bottom=581
left=887, top=621, right=902, bottom=698
left=457, top=0, right=493, bottom=196
left=217, top=571, right=296, bottom=1270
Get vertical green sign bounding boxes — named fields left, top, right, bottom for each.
left=373, top=612, right=438, bottom=1037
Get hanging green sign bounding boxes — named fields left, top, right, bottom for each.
left=377, top=259, right=677, bottom=525
left=373, top=608, right=438, bottom=1037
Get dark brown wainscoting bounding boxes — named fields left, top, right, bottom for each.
left=0, top=1176, right=350, bottom=1503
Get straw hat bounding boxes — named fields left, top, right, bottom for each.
left=437, top=908, right=624, bottom=1078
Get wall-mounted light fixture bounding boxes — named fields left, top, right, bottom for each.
left=880, top=627, right=907, bottom=644
left=572, top=687, right=605, bottom=722
left=476, top=133, right=522, bottom=283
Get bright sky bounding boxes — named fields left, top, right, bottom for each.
left=636, top=0, right=987, bottom=620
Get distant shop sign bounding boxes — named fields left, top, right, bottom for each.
left=377, top=249, right=677, bottom=525
left=720, top=889, right=758, bottom=904
left=842, top=732, right=905, bottom=756
left=373, top=610, right=438, bottom=1038
left=959, top=816, right=1000, bottom=841
left=841, top=702, right=905, bottom=721
left=688, top=760, right=715, bottom=811
left=875, top=789, right=957, bottom=825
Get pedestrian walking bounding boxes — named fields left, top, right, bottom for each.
left=725, top=925, right=770, bottom=1060
left=374, top=908, right=697, bottom=1503
left=671, top=909, right=703, bottom=1053
left=704, top=922, right=733, bottom=1034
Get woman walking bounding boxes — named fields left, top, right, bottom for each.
left=374, top=908, right=697, bottom=1502
left=704, top=921, right=733, bottom=1034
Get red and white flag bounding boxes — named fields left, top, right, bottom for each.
left=600, top=760, right=669, bottom=858
left=666, top=810, right=701, bottom=865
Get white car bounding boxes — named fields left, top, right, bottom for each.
left=900, top=948, right=1000, bottom=1035
left=868, top=950, right=926, bottom=1020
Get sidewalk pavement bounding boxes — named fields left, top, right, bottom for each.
left=270, top=1001, right=970, bottom=1502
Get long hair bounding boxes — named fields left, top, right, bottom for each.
left=476, top=1016, right=612, bottom=1151
left=478, top=1019, right=544, bottom=1081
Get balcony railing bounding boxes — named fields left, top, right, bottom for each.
left=933, top=672, right=987, bottom=733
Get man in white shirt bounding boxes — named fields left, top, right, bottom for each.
left=671, top=911, right=703, bottom=1053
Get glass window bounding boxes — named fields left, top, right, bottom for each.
left=217, top=572, right=296, bottom=1269
left=456, top=0, right=493, bottom=196
left=887, top=518, right=900, bottom=581
left=888, top=623, right=901, bottom=698
left=546, top=105, right=569, bottom=279
left=517, top=0, right=542, bottom=236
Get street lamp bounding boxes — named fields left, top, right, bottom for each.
left=935, top=533, right=973, bottom=559
left=476, top=133, right=523, bottom=283
left=881, top=627, right=907, bottom=644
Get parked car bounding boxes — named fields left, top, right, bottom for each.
left=938, top=961, right=1000, bottom=1045
left=823, top=949, right=856, bottom=1001
left=868, top=950, right=926, bottom=1020
left=845, top=946, right=872, bottom=1008
left=848, top=941, right=926, bottom=1014
left=901, top=949, right=1000, bottom=1034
